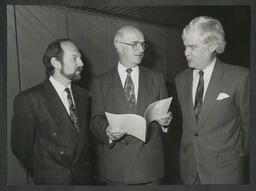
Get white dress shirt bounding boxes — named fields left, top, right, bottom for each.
left=192, top=58, right=216, bottom=106
left=49, top=76, right=75, bottom=115
left=118, top=62, right=139, bottom=101
left=117, top=63, right=168, bottom=133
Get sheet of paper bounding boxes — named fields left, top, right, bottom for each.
left=105, top=112, right=146, bottom=142
left=144, top=97, right=173, bottom=124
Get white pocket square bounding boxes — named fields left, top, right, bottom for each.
left=216, top=93, right=230, bottom=100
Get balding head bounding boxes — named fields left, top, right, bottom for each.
left=113, top=25, right=145, bottom=68
left=114, top=25, right=144, bottom=47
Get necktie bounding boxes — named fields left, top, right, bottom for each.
left=194, top=71, right=204, bottom=121
left=65, top=88, right=80, bottom=134
left=124, top=68, right=136, bottom=108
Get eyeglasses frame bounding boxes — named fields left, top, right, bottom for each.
left=116, top=41, right=148, bottom=50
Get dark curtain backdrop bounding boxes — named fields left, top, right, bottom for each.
left=7, top=5, right=250, bottom=184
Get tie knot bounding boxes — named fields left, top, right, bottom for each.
left=199, top=70, right=204, bottom=77
left=126, top=68, right=133, bottom=74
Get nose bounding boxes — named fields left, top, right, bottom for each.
left=184, top=47, right=190, bottom=56
left=77, top=57, right=84, bottom=67
left=137, top=43, right=145, bottom=52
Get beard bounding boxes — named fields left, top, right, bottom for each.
left=60, top=66, right=83, bottom=81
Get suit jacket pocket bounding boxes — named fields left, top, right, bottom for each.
left=218, top=149, right=245, bottom=162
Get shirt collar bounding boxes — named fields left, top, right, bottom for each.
left=49, top=76, right=71, bottom=94
left=194, top=57, right=216, bottom=76
left=118, top=62, right=139, bottom=75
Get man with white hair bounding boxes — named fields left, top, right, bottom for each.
left=175, top=16, right=249, bottom=184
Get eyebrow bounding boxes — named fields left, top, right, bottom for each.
left=185, top=44, right=198, bottom=48
left=72, top=54, right=81, bottom=57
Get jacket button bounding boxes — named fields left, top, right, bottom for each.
left=53, top=132, right=57, bottom=136
left=60, top=151, right=64, bottom=155
left=195, top=133, right=199, bottom=137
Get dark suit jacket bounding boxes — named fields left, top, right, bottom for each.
left=175, top=59, right=249, bottom=184
left=91, top=66, right=168, bottom=184
left=11, top=79, right=91, bottom=185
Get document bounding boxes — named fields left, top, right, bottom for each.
left=105, top=97, right=172, bottom=142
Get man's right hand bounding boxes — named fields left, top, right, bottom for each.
left=106, top=125, right=126, bottom=141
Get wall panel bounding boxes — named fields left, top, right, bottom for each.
left=68, top=9, right=108, bottom=90
left=141, top=24, right=166, bottom=73
left=15, top=6, right=67, bottom=90
left=7, top=5, right=68, bottom=184
left=7, top=5, right=27, bottom=184
left=165, top=28, right=186, bottom=83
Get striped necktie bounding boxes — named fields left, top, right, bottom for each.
left=124, top=68, right=136, bottom=108
left=65, top=88, right=80, bottom=134
left=194, top=70, right=204, bottom=121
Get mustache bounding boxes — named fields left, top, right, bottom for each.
left=76, top=67, right=83, bottom=72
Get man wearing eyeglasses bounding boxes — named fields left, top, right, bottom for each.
left=91, top=25, right=172, bottom=185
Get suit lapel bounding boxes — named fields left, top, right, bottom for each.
left=41, top=80, right=79, bottom=146
left=108, top=67, right=151, bottom=115
left=109, top=69, right=132, bottom=113
left=183, top=69, right=197, bottom=125
left=72, top=86, right=85, bottom=139
left=136, top=67, right=151, bottom=116
left=198, top=60, right=223, bottom=126
left=71, top=86, right=88, bottom=164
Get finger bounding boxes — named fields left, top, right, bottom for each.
left=158, top=114, right=170, bottom=121
left=158, top=118, right=171, bottom=126
left=109, top=132, right=124, bottom=137
left=161, top=114, right=172, bottom=121
left=113, top=131, right=127, bottom=140
left=111, top=135, right=120, bottom=141
left=109, top=130, right=126, bottom=135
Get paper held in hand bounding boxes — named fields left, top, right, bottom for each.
left=105, top=97, right=172, bottom=142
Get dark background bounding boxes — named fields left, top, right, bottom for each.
left=1, top=0, right=256, bottom=190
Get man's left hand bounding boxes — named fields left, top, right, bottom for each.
left=156, top=112, right=172, bottom=126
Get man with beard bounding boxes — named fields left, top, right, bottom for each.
left=175, top=16, right=249, bottom=184
left=91, top=25, right=172, bottom=185
left=11, top=39, right=91, bottom=185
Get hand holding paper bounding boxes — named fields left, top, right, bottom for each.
left=156, top=111, right=172, bottom=126
left=105, top=113, right=146, bottom=142
left=105, top=97, right=172, bottom=142
left=106, top=125, right=126, bottom=141
left=144, top=97, right=173, bottom=124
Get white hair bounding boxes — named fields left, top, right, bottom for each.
left=182, top=16, right=226, bottom=54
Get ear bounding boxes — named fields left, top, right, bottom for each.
left=208, top=43, right=217, bottom=54
left=114, top=41, right=123, bottom=54
left=50, top=57, right=61, bottom=70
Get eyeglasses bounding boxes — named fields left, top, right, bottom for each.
left=116, top=41, right=148, bottom=50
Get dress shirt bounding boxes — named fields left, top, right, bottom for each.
left=118, top=62, right=139, bottom=101
left=107, top=63, right=139, bottom=143
left=49, top=76, right=75, bottom=115
left=192, top=58, right=216, bottom=106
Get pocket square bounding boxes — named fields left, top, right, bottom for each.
left=216, top=93, right=230, bottom=100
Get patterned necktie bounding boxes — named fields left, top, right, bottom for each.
left=124, top=68, right=136, bottom=108
left=65, top=88, right=80, bottom=134
left=194, top=70, right=204, bottom=121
